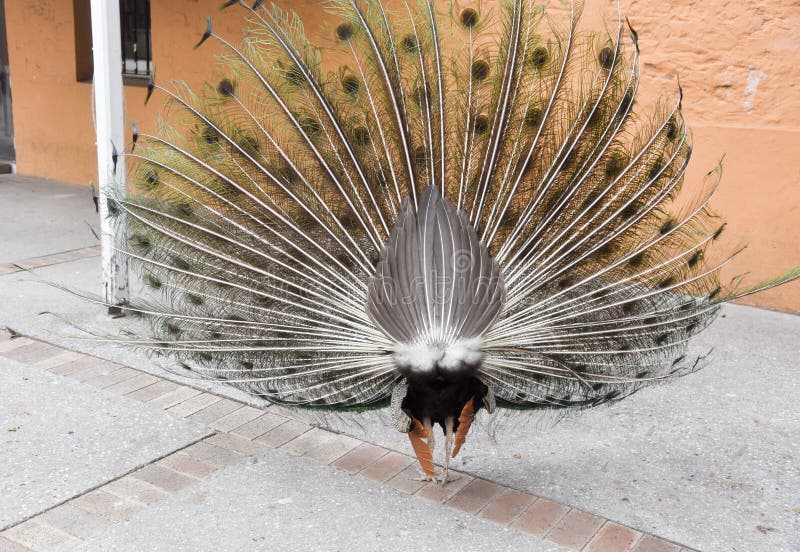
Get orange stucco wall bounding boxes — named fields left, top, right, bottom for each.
left=3, top=0, right=799, bottom=312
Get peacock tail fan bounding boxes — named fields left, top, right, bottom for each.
left=90, top=0, right=799, bottom=423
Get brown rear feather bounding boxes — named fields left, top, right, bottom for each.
left=452, top=398, right=476, bottom=458
left=408, top=417, right=435, bottom=478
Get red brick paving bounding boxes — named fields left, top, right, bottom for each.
left=477, top=488, right=537, bottom=525
left=254, top=419, right=311, bottom=448
left=1, top=341, right=59, bottom=363
left=158, top=453, right=220, bottom=479
left=279, top=427, right=336, bottom=456
left=631, top=535, right=683, bottom=552
left=385, top=464, right=429, bottom=495
left=304, top=432, right=361, bottom=465
left=230, top=412, right=288, bottom=440
left=332, top=442, right=388, bottom=474
left=446, top=478, right=504, bottom=514
left=415, top=472, right=474, bottom=503
left=548, top=509, right=606, bottom=550
left=132, top=464, right=197, bottom=493
left=512, top=498, right=570, bottom=537
left=585, top=522, right=642, bottom=552
left=360, top=451, right=414, bottom=483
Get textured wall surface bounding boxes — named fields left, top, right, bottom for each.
left=3, top=0, right=799, bottom=311
left=585, top=1, right=800, bottom=312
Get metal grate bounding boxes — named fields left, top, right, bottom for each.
left=120, top=0, right=151, bottom=76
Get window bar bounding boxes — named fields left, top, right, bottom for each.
left=119, top=0, right=126, bottom=74
left=144, top=0, right=151, bottom=75
left=133, top=0, right=139, bottom=75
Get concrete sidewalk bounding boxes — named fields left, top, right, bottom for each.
left=1, top=175, right=798, bottom=552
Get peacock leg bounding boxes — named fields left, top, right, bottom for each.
left=438, top=416, right=455, bottom=484
left=423, top=417, right=437, bottom=480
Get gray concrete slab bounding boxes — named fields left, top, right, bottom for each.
left=0, top=357, right=211, bottom=529
left=0, top=175, right=97, bottom=263
left=72, top=449, right=569, bottom=552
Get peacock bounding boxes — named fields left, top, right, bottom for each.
left=85, top=0, right=798, bottom=484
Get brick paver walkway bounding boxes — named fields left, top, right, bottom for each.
left=0, top=330, right=696, bottom=552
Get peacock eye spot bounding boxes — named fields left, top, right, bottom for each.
left=557, top=276, right=575, bottom=289
left=620, top=202, right=638, bottom=219
left=628, top=252, right=645, bottom=268
left=524, top=107, right=542, bottom=128
left=276, top=164, right=297, bottom=184
left=598, top=46, right=614, bottom=69
left=659, top=217, right=676, bottom=235
left=353, top=126, right=370, bottom=146
left=202, top=127, right=219, bottom=144
left=620, top=91, right=634, bottom=113
left=472, top=114, right=489, bottom=135
left=657, top=277, right=676, bottom=289
left=471, top=60, right=490, bottom=81
left=400, top=34, right=417, bottom=53
left=666, top=117, right=678, bottom=141
left=460, top=8, right=479, bottom=28
left=339, top=211, right=358, bottom=230
left=144, top=169, right=159, bottom=187
left=217, top=78, right=235, bottom=97
left=106, top=198, right=120, bottom=216
left=649, top=158, right=664, bottom=180
left=336, top=22, right=354, bottom=41
left=132, top=234, right=151, bottom=249
left=145, top=273, right=162, bottom=289
left=341, top=74, right=360, bottom=94
left=171, top=256, right=191, bottom=271
left=299, top=117, right=321, bottom=136
left=604, top=155, right=624, bottom=178
left=597, top=241, right=616, bottom=257
left=587, top=107, right=603, bottom=126
left=528, top=46, right=549, bottom=69
left=285, top=65, right=304, bottom=86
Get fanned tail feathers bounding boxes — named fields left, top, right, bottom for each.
left=83, top=0, right=798, bottom=412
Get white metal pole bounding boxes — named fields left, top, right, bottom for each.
left=90, top=0, right=129, bottom=313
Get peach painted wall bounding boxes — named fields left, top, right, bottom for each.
left=4, top=0, right=799, bottom=312
left=581, top=1, right=800, bottom=313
